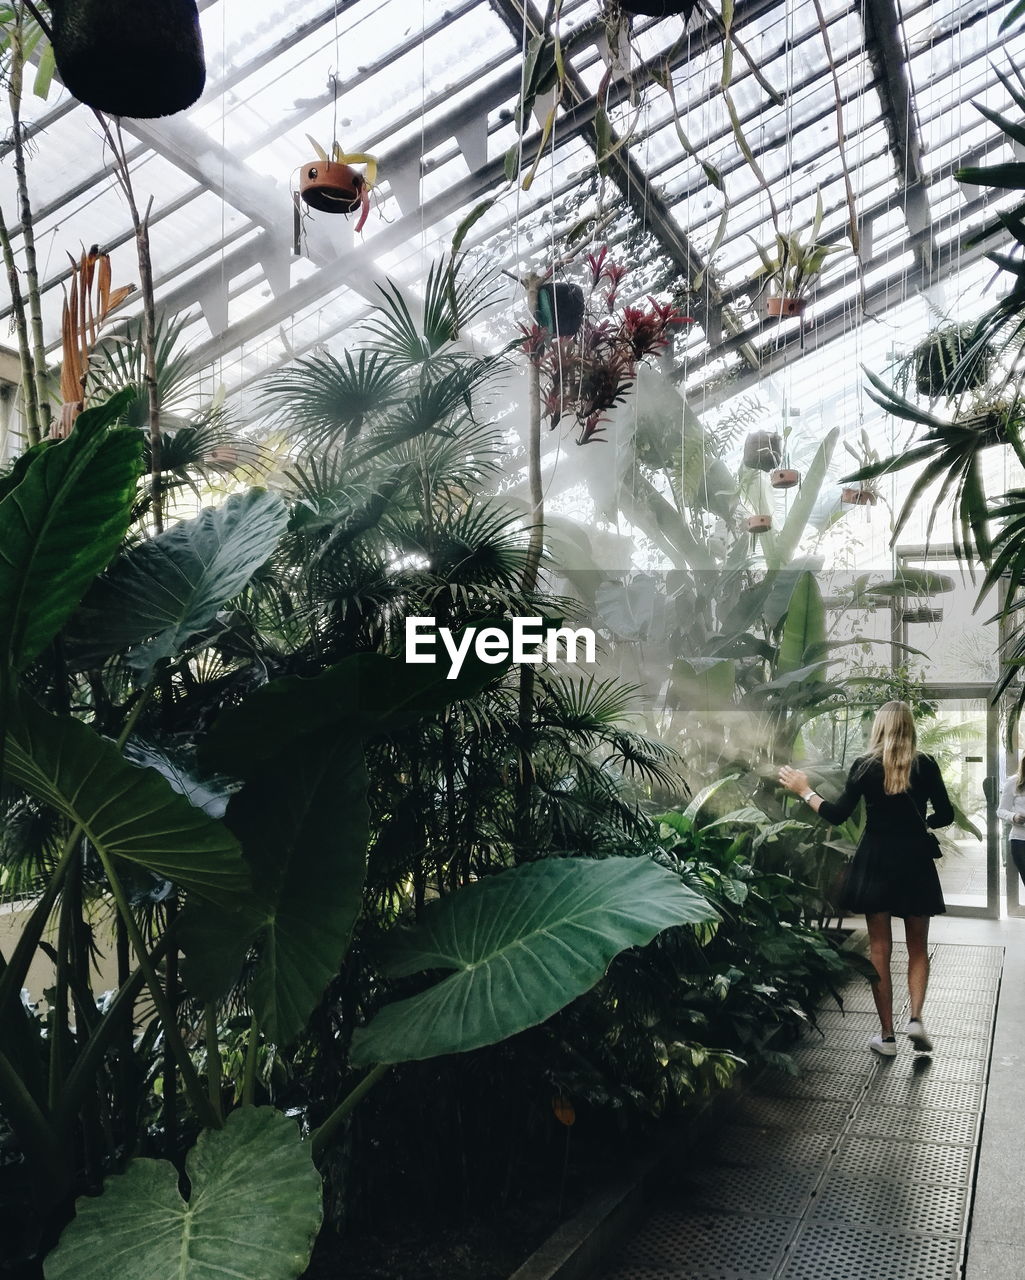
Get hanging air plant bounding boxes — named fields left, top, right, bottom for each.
left=753, top=194, right=841, bottom=318
left=48, top=0, right=206, bottom=118
left=742, top=430, right=782, bottom=472
left=298, top=138, right=378, bottom=233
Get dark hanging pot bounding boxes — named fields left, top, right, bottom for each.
left=742, top=430, right=782, bottom=472
left=914, top=327, right=993, bottom=397
left=535, top=282, right=586, bottom=337
left=48, top=0, right=205, bottom=118
left=619, top=1, right=700, bottom=16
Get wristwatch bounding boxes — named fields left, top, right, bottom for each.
left=801, top=789, right=817, bottom=802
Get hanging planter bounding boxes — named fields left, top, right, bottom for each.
left=618, top=1, right=700, bottom=15
left=766, top=295, right=807, bottom=319
left=840, top=486, right=877, bottom=507
left=48, top=0, right=206, bottom=118
left=770, top=467, right=800, bottom=490
left=299, top=139, right=378, bottom=232
left=913, top=324, right=993, bottom=397
left=535, top=282, right=585, bottom=337
left=746, top=514, right=772, bottom=534
left=742, top=430, right=782, bottom=472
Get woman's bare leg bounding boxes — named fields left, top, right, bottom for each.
left=904, top=914, right=930, bottom=1020
left=866, top=912, right=894, bottom=1036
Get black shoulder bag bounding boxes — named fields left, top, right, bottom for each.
left=900, top=790, right=943, bottom=859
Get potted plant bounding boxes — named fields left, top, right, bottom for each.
left=535, top=281, right=586, bottom=337
left=912, top=322, right=994, bottom=398
left=746, top=513, right=772, bottom=533
left=753, top=195, right=841, bottom=318
left=298, top=138, right=378, bottom=232
left=48, top=0, right=206, bottom=118
left=840, top=486, right=877, bottom=507
left=742, top=430, right=782, bottom=472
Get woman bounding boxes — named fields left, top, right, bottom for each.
left=996, top=757, right=1025, bottom=890
left=778, top=701, right=954, bottom=1058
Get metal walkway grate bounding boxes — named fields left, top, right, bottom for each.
left=600, top=942, right=1002, bottom=1280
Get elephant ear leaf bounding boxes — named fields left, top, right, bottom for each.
left=71, top=488, right=288, bottom=677
left=349, top=856, right=718, bottom=1066
left=3, top=693, right=247, bottom=905
left=0, top=391, right=140, bottom=672
left=44, top=1108, right=321, bottom=1280
left=181, top=730, right=370, bottom=1045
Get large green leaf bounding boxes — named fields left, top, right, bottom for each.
left=762, top=428, right=838, bottom=571
left=72, top=488, right=288, bottom=676
left=45, top=1107, right=321, bottom=1280
left=348, top=856, right=718, bottom=1066
left=181, top=730, right=370, bottom=1044
left=205, top=637, right=514, bottom=776
left=0, top=392, right=140, bottom=672
left=3, top=694, right=247, bottom=905
left=776, top=571, right=825, bottom=677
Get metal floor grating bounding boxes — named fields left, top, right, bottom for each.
left=600, top=942, right=1002, bottom=1280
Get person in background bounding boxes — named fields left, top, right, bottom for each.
left=997, top=758, right=1025, bottom=890
left=778, top=701, right=954, bottom=1058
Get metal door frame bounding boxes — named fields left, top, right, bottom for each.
left=922, top=683, right=1000, bottom=920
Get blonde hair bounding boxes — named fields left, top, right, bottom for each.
left=866, top=700, right=917, bottom=794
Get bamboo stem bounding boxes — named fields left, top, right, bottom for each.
left=0, top=200, right=40, bottom=444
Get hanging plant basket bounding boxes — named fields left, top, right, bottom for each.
left=618, top=1, right=700, bottom=16
left=770, top=468, right=800, bottom=490
left=913, top=325, right=994, bottom=397
left=746, top=514, right=772, bottom=534
left=742, top=431, right=782, bottom=472
left=767, top=295, right=807, bottom=319
left=300, top=162, right=366, bottom=215
left=49, top=0, right=206, bottom=118
left=841, top=486, right=877, bottom=507
left=903, top=606, right=943, bottom=625
left=535, top=282, right=586, bottom=337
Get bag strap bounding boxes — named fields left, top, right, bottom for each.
left=897, top=785, right=939, bottom=843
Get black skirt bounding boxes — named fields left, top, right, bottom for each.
left=839, top=831, right=946, bottom=918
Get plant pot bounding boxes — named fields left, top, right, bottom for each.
left=299, top=161, right=365, bottom=215
left=841, top=487, right=876, bottom=507
left=619, top=0, right=699, bottom=16
left=742, top=431, right=782, bottom=472
left=914, top=328, right=993, bottom=397
left=902, top=607, right=943, bottom=625
left=48, top=0, right=205, bottom=118
left=746, top=514, right=772, bottom=534
left=535, top=282, right=585, bottom=337
left=770, top=468, right=800, bottom=490
left=766, top=295, right=807, bottom=318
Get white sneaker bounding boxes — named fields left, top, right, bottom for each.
left=906, top=1019, right=933, bottom=1052
left=869, top=1034, right=898, bottom=1057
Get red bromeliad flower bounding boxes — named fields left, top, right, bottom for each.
left=526, top=251, right=693, bottom=445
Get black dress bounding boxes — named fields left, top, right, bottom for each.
left=818, top=753, right=954, bottom=918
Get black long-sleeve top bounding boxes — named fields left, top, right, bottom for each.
left=817, top=753, right=955, bottom=834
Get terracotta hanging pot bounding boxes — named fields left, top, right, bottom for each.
left=746, top=514, right=772, bottom=534
left=535, top=282, right=585, bottom=337
left=841, top=487, right=877, bottom=507
left=48, top=0, right=205, bottom=118
left=742, top=430, right=782, bottom=472
left=767, top=296, right=807, bottom=318
left=770, top=468, right=800, bottom=490
left=300, top=162, right=366, bottom=216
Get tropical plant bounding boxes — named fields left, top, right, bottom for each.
left=752, top=195, right=842, bottom=307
